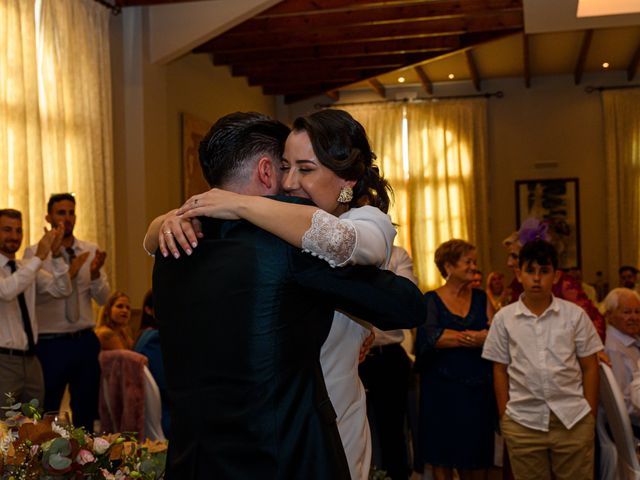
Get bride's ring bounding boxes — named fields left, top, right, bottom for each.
left=163, top=230, right=173, bottom=236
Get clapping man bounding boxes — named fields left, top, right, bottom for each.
left=0, top=209, right=71, bottom=404
left=24, top=194, right=110, bottom=430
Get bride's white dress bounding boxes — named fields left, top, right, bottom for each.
left=302, top=205, right=396, bottom=480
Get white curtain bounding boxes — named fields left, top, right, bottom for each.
left=343, top=99, right=490, bottom=291
left=0, top=0, right=115, bottom=281
left=602, top=89, right=640, bottom=284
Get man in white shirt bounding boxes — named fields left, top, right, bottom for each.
left=24, top=194, right=110, bottom=430
left=602, top=288, right=640, bottom=434
left=0, top=209, right=71, bottom=404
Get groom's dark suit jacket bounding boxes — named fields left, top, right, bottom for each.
left=153, top=197, right=426, bottom=480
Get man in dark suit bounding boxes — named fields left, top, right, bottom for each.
left=153, top=112, right=426, bottom=479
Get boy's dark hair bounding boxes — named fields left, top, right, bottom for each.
left=48, top=193, right=75, bottom=213
left=518, top=240, right=558, bottom=270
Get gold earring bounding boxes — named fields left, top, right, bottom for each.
left=337, top=186, right=353, bottom=204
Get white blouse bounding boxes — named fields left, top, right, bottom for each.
left=309, top=206, right=396, bottom=480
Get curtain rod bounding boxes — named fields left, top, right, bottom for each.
left=314, top=91, right=504, bottom=109
left=585, top=84, right=640, bottom=93
left=93, top=0, right=121, bottom=15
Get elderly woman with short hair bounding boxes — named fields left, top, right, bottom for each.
left=416, top=239, right=495, bottom=480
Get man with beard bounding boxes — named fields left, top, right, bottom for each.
left=24, top=194, right=110, bottom=430
left=0, top=208, right=70, bottom=403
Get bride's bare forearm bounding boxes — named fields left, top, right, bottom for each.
left=235, top=196, right=317, bottom=248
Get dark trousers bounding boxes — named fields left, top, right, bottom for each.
left=359, top=343, right=411, bottom=480
left=36, top=330, right=101, bottom=431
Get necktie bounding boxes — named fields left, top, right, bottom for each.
left=64, top=247, right=80, bottom=324
left=7, top=260, right=35, bottom=353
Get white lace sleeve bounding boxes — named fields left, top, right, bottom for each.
left=301, top=210, right=356, bottom=267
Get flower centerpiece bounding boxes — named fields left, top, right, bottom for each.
left=0, top=394, right=166, bottom=479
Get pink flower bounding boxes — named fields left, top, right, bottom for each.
left=30, top=444, right=39, bottom=456
left=75, top=449, right=95, bottom=465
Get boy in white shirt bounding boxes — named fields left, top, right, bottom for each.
left=482, top=240, right=602, bottom=480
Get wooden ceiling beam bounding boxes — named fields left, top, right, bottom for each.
left=260, top=0, right=522, bottom=17
left=326, top=91, right=340, bottom=102
left=116, top=0, right=208, bottom=5
left=414, top=66, right=433, bottom=95
left=200, top=12, right=523, bottom=52
left=627, top=41, right=640, bottom=81
left=522, top=33, right=530, bottom=88
left=231, top=3, right=523, bottom=35
left=369, top=79, right=386, bottom=98
left=263, top=80, right=352, bottom=96
left=205, top=36, right=459, bottom=63
left=574, top=29, right=593, bottom=85
left=231, top=52, right=432, bottom=77
left=465, top=49, right=481, bottom=91
left=247, top=67, right=393, bottom=87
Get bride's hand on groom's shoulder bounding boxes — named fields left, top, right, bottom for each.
left=158, top=209, right=203, bottom=259
left=176, top=189, right=244, bottom=221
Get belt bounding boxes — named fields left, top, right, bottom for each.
left=0, top=347, right=35, bottom=357
left=38, top=327, right=94, bottom=340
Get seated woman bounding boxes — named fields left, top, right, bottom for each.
left=145, top=109, right=396, bottom=480
left=134, top=290, right=170, bottom=436
left=603, top=288, right=640, bottom=434
left=95, top=291, right=134, bottom=350
left=416, top=239, right=495, bottom=480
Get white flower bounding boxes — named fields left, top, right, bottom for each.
left=51, top=422, right=70, bottom=438
left=93, top=437, right=111, bottom=455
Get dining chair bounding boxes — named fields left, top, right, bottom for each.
left=599, top=362, right=640, bottom=480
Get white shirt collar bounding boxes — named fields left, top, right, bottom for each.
left=514, top=294, right=561, bottom=318
left=607, top=324, right=639, bottom=348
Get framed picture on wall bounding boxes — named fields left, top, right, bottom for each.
left=181, top=112, right=211, bottom=202
left=515, top=178, right=581, bottom=269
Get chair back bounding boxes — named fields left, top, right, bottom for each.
left=599, top=362, right=640, bottom=480
left=597, top=408, right=619, bottom=480
left=99, top=350, right=147, bottom=439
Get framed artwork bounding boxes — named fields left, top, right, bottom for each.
left=515, top=178, right=581, bottom=269
left=181, top=112, right=211, bottom=202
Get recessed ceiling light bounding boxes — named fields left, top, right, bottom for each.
left=448, top=73, right=455, bottom=80
left=398, top=76, right=406, bottom=83
left=602, top=62, right=610, bottom=69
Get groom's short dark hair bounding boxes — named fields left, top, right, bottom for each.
left=199, top=112, right=290, bottom=187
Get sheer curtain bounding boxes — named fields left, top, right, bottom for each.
left=0, top=0, right=115, bottom=280
left=344, top=99, right=490, bottom=291
left=602, top=89, right=640, bottom=284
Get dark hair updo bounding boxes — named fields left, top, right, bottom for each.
left=292, top=109, right=393, bottom=213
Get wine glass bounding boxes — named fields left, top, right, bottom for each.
left=43, top=411, right=72, bottom=429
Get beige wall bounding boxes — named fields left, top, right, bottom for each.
left=281, top=72, right=627, bottom=288
left=111, top=9, right=276, bottom=307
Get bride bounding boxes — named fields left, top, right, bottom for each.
left=146, top=109, right=400, bottom=480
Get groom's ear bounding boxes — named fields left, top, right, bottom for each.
left=256, top=156, right=278, bottom=192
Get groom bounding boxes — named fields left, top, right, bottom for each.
left=153, top=112, right=426, bottom=479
